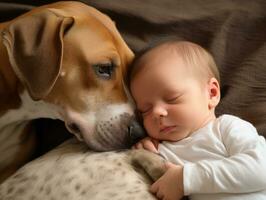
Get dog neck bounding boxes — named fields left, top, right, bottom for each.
left=0, top=90, right=63, bottom=130
left=0, top=88, right=61, bottom=175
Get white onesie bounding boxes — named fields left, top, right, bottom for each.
left=158, top=114, right=266, bottom=200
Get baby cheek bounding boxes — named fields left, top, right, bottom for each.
left=143, top=117, right=151, bottom=130
left=143, top=118, right=157, bottom=137
left=170, top=106, right=192, bottom=123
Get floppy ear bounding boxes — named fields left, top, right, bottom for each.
left=2, top=10, right=74, bottom=100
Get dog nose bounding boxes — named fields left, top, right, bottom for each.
left=128, top=119, right=147, bottom=144
left=66, top=122, right=83, bottom=141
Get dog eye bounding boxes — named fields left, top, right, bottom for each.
left=93, top=62, right=115, bottom=79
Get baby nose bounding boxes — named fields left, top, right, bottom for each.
left=153, top=105, right=168, bottom=119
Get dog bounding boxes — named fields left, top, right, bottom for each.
left=0, top=138, right=167, bottom=200
left=0, top=1, right=146, bottom=183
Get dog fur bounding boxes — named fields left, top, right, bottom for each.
left=0, top=138, right=166, bottom=200
left=0, top=1, right=145, bottom=183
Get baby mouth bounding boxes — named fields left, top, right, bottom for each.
left=160, top=125, right=176, bottom=133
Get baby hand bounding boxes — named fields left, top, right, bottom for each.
left=150, top=162, right=184, bottom=200
left=132, top=136, right=159, bottom=153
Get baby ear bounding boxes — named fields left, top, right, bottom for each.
left=207, top=77, right=220, bottom=109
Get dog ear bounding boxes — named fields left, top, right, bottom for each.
left=2, top=10, right=74, bottom=100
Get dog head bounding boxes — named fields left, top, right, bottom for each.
left=1, top=1, right=146, bottom=150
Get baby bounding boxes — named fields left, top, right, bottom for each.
left=128, top=40, right=266, bottom=200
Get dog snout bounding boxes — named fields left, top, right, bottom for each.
left=128, top=118, right=147, bottom=144
left=66, top=122, right=84, bottom=141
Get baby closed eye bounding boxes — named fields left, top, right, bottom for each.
left=165, top=94, right=183, bottom=104
left=138, top=107, right=152, bottom=116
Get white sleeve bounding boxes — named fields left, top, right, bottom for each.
left=183, top=117, right=266, bottom=195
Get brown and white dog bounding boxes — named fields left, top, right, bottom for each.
left=0, top=1, right=145, bottom=182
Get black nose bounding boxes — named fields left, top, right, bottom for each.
left=66, top=122, right=84, bottom=141
left=128, top=119, right=147, bottom=144
left=68, top=123, right=81, bottom=134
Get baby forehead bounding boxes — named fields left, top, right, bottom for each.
left=130, top=41, right=213, bottom=84
left=141, top=42, right=213, bottom=73
left=141, top=41, right=205, bottom=67
left=140, top=41, right=207, bottom=61
left=138, top=45, right=183, bottom=68
left=143, top=43, right=178, bottom=59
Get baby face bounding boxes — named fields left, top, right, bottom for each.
left=130, top=49, right=218, bottom=142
